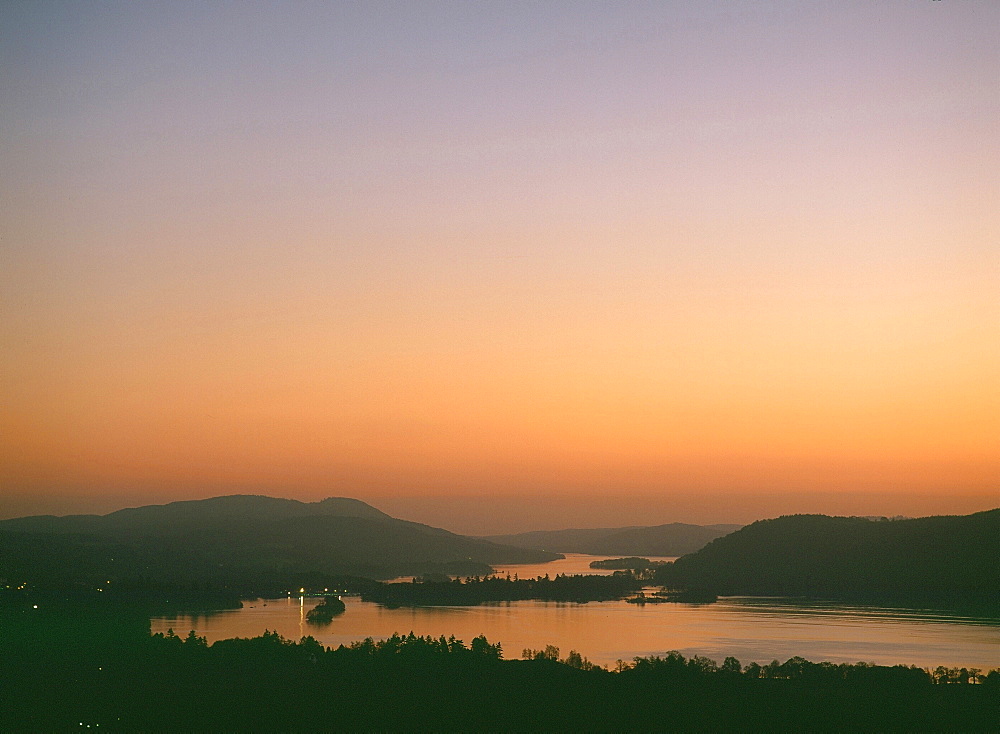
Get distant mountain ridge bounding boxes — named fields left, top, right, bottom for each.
left=0, top=495, right=394, bottom=534
left=0, top=495, right=560, bottom=588
left=485, top=522, right=742, bottom=556
left=655, top=509, right=1000, bottom=609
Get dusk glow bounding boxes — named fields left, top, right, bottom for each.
left=2, top=1, right=997, bottom=532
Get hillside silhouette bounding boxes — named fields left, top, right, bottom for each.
left=4, top=615, right=998, bottom=731
left=655, top=509, right=1000, bottom=609
left=486, top=522, right=741, bottom=556
left=0, top=495, right=561, bottom=597
left=0, top=495, right=394, bottom=535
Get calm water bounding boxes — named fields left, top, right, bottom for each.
left=489, top=554, right=678, bottom=578
left=151, top=554, right=1000, bottom=670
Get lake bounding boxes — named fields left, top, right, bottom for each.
left=150, top=554, right=1000, bottom=670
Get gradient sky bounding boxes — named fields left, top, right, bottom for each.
left=2, top=1, right=997, bottom=533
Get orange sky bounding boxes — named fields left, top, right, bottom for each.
left=1, top=2, right=997, bottom=532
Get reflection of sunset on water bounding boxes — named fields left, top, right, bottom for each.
left=151, top=595, right=1000, bottom=671
left=4, top=2, right=998, bottom=729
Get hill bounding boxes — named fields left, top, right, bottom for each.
left=0, top=495, right=561, bottom=597
left=485, top=523, right=742, bottom=556
left=654, top=509, right=1000, bottom=609
left=0, top=495, right=394, bottom=535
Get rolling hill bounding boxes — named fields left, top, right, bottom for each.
left=0, top=495, right=561, bottom=590
left=485, top=522, right=742, bottom=557
left=654, top=509, right=1000, bottom=609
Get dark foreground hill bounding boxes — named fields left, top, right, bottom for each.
left=655, top=509, right=1000, bottom=609
left=4, top=611, right=998, bottom=731
left=486, top=522, right=742, bottom=556
left=0, top=495, right=560, bottom=600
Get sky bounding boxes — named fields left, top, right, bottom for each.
left=1, top=1, right=998, bottom=534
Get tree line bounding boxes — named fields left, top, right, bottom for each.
left=655, top=511, right=1000, bottom=611
left=359, top=572, right=643, bottom=606
left=3, top=612, right=997, bottom=731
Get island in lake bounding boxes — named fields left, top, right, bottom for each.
left=3, top=496, right=999, bottom=730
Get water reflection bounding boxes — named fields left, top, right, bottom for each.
left=152, top=595, right=1000, bottom=670
left=151, top=554, right=1000, bottom=670
left=387, top=553, right=679, bottom=582
left=490, top=553, right=679, bottom=579
left=726, top=597, right=1000, bottom=626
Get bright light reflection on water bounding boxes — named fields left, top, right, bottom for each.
left=150, top=555, right=1000, bottom=670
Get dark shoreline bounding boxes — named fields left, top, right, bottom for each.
left=4, top=610, right=999, bottom=731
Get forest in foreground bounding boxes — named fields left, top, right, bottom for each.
left=3, top=607, right=998, bottom=732
left=4, top=502, right=1000, bottom=730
